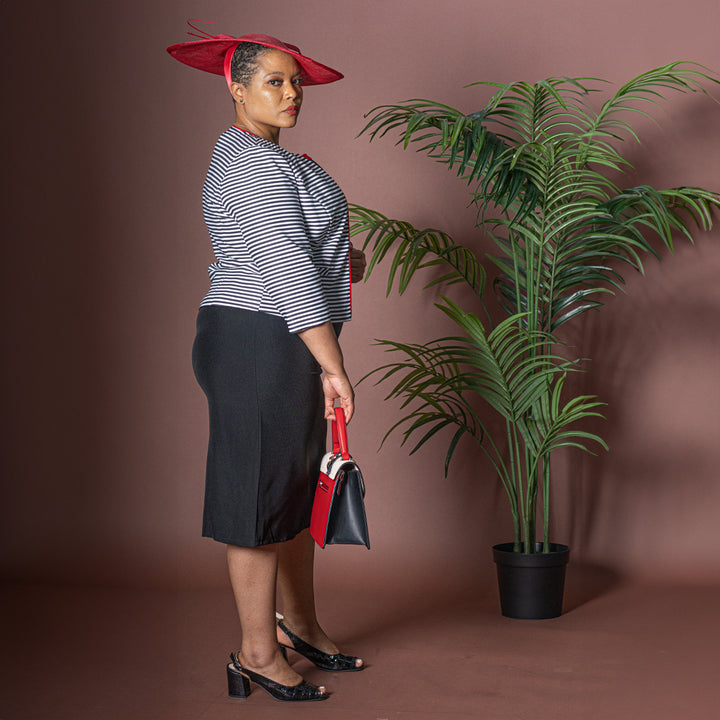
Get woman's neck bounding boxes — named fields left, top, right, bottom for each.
left=232, top=120, right=280, bottom=145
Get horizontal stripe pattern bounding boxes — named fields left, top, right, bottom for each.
left=200, top=127, right=351, bottom=333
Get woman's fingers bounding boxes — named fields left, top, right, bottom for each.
left=350, top=246, right=367, bottom=283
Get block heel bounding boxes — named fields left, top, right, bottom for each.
left=228, top=652, right=328, bottom=702
left=227, top=663, right=251, bottom=698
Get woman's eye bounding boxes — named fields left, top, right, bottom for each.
left=267, top=77, right=302, bottom=88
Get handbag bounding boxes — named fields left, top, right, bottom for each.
left=310, top=407, right=370, bottom=549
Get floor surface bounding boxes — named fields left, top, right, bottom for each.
left=2, top=567, right=719, bottom=719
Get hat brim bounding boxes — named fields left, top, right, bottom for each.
left=166, top=34, right=343, bottom=86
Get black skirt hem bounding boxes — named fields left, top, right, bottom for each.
left=202, top=522, right=310, bottom=548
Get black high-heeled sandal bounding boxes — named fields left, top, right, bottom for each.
left=277, top=619, right=365, bottom=672
left=227, top=652, right=328, bottom=702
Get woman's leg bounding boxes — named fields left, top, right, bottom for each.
left=275, top=529, right=335, bottom=650
left=276, top=528, right=361, bottom=662
left=226, top=543, right=303, bottom=686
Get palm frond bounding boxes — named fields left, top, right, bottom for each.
left=469, top=77, right=600, bottom=144
left=582, top=62, right=720, bottom=152
left=525, top=375, right=608, bottom=458
left=358, top=100, right=542, bottom=218
left=485, top=179, right=719, bottom=331
left=349, top=204, right=486, bottom=298
left=360, top=336, right=486, bottom=474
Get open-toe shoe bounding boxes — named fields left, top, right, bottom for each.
left=227, top=652, right=328, bottom=702
left=277, top=619, right=364, bottom=672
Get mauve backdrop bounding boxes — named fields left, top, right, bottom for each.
left=1, top=0, right=719, bottom=591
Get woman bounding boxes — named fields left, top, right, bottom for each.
left=167, top=28, right=367, bottom=703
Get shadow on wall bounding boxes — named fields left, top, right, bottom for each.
left=560, top=235, right=720, bottom=580
left=609, top=92, right=720, bottom=188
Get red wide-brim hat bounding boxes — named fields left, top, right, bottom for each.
left=167, top=25, right=343, bottom=88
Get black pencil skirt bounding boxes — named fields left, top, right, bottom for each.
left=192, top=306, right=335, bottom=547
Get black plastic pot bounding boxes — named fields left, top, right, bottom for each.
left=492, top=542, right=570, bottom=619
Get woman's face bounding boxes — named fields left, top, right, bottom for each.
left=232, top=49, right=304, bottom=143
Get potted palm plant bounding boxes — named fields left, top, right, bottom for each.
left=350, top=63, right=719, bottom=618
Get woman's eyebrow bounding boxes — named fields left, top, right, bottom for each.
left=263, top=71, right=303, bottom=78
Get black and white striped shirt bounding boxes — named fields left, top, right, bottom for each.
left=200, top=126, right=352, bottom=333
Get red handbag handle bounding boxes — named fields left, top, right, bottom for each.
left=331, top=407, right=350, bottom=460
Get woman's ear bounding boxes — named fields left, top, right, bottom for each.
left=230, top=81, right=244, bottom=104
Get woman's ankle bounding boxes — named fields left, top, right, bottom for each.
left=238, top=645, right=287, bottom=673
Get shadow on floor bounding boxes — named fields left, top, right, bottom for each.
left=563, top=560, right=624, bottom=612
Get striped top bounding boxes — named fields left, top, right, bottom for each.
left=200, top=126, right=352, bottom=333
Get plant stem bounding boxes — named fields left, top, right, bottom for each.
left=513, top=422, right=525, bottom=550
left=543, top=456, right=550, bottom=552
left=524, top=443, right=535, bottom=553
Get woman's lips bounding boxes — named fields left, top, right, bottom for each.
left=284, top=106, right=299, bottom=115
